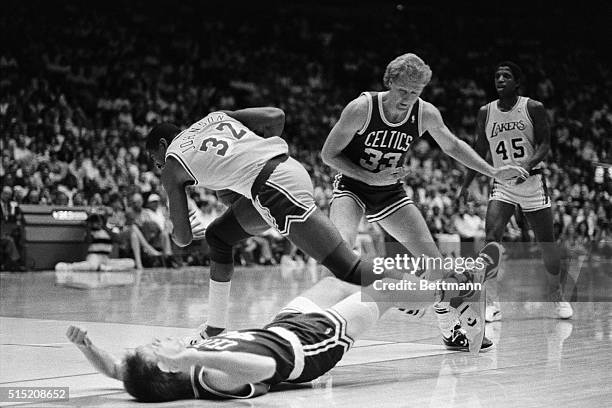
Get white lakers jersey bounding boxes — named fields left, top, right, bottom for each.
left=485, top=97, right=541, bottom=170
left=165, top=112, right=288, bottom=198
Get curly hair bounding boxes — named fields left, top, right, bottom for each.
left=122, top=349, right=193, bottom=402
left=495, top=61, right=523, bottom=83
left=145, top=123, right=180, bottom=151
left=383, top=53, right=432, bottom=88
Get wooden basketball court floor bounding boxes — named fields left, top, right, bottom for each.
left=1, top=259, right=611, bottom=407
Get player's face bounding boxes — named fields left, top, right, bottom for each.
left=153, top=337, right=186, bottom=352
left=495, top=67, right=518, bottom=96
left=389, top=77, right=426, bottom=110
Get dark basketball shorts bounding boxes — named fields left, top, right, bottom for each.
left=264, top=297, right=354, bottom=383
left=215, top=189, right=244, bottom=207
left=331, top=174, right=413, bottom=223
left=250, top=155, right=316, bottom=236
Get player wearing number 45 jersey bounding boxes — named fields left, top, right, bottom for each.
left=459, top=61, right=573, bottom=321
left=322, top=53, right=529, bottom=350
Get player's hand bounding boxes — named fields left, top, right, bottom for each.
left=369, top=167, right=407, bottom=186
left=491, top=165, right=529, bottom=186
left=188, top=209, right=206, bottom=240
left=66, top=325, right=92, bottom=348
left=152, top=337, right=189, bottom=373
left=514, top=172, right=529, bottom=185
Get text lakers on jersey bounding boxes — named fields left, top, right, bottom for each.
left=485, top=97, right=541, bottom=170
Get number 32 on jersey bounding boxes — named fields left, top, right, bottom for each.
left=199, top=122, right=247, bottom=157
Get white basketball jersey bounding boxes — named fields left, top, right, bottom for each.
left=165, top=112, right=288, bottom=198
left=485, top=97, right=541, bottom=170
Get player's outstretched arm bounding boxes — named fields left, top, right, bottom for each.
left=162, top=157, right=195, bottom=247
left=458, top=107, right=490, bottom=198
left=66, top=325, right=125, bottom=381
left=423, top=103, right=528, bottom=184
left=224, top=107, right=285, bottom=138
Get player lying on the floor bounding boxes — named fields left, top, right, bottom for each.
left=55, top=213, right=138, bottom=273
left=66, top=246, right=499, bottom=402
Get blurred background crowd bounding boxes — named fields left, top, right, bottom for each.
left=1, top=0, right=610, bottom=271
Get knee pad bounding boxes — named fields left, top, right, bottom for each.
left=205, top=209, right=252, bottom=264
left=320, top=242, right=376, bottom=286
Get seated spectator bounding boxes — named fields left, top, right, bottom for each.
left=108, top=195, right=162, bottom=270
left=130, top=192, right=178, bottom=268
left=0, top=186, right=25, bottom=271
left=435, top=204, right=461, bottom=258
left=144, top=193, right=175, bottom=263
left=243, top=236, right=275, bottom=266
left=453, top=202, right=485, bottom=257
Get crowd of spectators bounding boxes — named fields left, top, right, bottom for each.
left=1, top=1, right=610, bottom=270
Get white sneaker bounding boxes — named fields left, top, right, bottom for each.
left=397, top=307, right=427, bottom=320
left=485, top=302, right=502, bottom=322
left=55, top=262, right=70, bottom=272
left=554, top=301, right=573, bottom=319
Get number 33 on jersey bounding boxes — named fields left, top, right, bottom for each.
left=164, top=112, right=289, bottom=198
left=342, top=92, right=423, bottom=174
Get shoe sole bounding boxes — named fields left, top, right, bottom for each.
left=444, top=340, right=495, bottom=352
left=450, top=244, right=502, bottom=353
left=485, top=310, right=502, bottom=323
left=455, top=282, right=486, bottom=354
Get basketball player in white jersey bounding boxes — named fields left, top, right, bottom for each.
left=146, top=106, right=520, bottom=346
left=459, top=61, right=573, bottom=320
left=322, top=53, right=527, bottom=350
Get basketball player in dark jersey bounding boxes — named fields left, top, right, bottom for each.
left=322, top=53, right=528, bottom=350
left=458, top=61, right=573, bottom=321
left=66, top=245, right=503, bottom=403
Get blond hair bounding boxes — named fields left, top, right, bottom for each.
left=383, top=53, right=432, bottom=88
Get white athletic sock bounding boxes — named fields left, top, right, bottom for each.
left=206, top=280, right=231, bottom=329
left=330, top=293, right=380, bottom=341
left=434, top=302, right=457, bottom=337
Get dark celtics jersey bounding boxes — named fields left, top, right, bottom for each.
left=342, top=92, right=423, bottom=176
left=188, top=310, right=352, bottom=399
left=190, top=329, right=295, bottom=386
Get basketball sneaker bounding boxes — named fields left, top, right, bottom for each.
left=554, top=302, right=573, bottom=319
left=477, top=242, right=503, bottom=281
left=550, top=289, right=573, bottom=319
left=183, top=324, right=225, bottom=346
left=485, top=301, right=502, bottom=323
left=443, top=324, right=494, bottom=352
left=446, top=242, right=502, bottom=352
left=397, top=307, right=427, bottom=319
left=55, top=262, right=70, bottom=272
